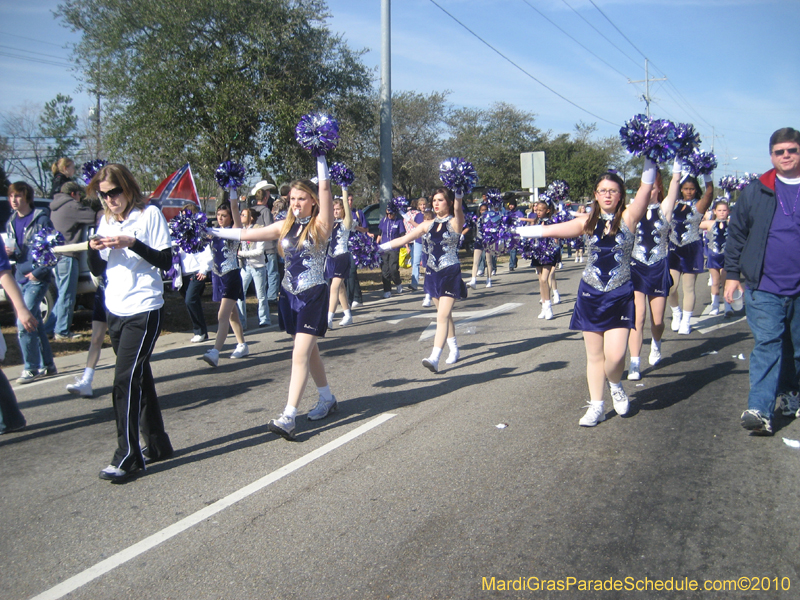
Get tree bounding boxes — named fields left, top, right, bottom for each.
left=446, top=102, right=546, bottom=191
left=57, top=0, right=372, bottom=193
left=1, top=103, right=53, bottom=194
left=39, top=94, right=80, bottom=169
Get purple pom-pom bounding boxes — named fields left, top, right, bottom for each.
left=479, top=209, right=518, bottom=255
left=348, top=231, right=382, bottom=269
left=484, top=188, right=503, bottom=207
left=388, top=196, right=409, bottom=215
left=674, top=123, right=701, bottom=158
left=81, top=159, right=107, bottom=185
left=619, top=114, right=678, bottom=163
left=169, top=209, right=210, bottom=254
left=683, top=150, right=718, bottom=176
left=718, top=175, right=738, bottom=192
left=546, top=179, right=570, bottom=203
left=439, top=157, right=478, bottom=196
left=737, top=173, right=759, bottom=190
left=31, top=227, right=65, bottom=268
left=215, top=161, right=246, bottom=190
left=329, top=162, right=355, bottom=188
left=295, top=113, right=340, bottom=157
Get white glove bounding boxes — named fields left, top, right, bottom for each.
left=516, top=225, right=544, bottom=239
left=701, top=172, right=714, bottom=187
left=455, top=192, right=464, bottom=200
left=317, top=155, right=330, bottom=182
left=672, top=158, right=682, bottom=174
left=379, top=242, right=393, bottom=252
left=210, top=227, right=241, bottom=241
left=641, top=158, right=658, bottom=185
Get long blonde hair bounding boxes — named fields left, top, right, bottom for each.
left=51, top=157, right=74, bottom=176
left=278, top=179, right=328, bottom=255
left=87, top=163, right=147, bottom=222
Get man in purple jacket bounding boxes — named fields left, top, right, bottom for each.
left=725, top=127, right=800, bottom=435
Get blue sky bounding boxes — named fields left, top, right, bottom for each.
left=1, top=0, right=797, bottom=178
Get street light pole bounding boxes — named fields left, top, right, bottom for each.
left=379, top=0, right=392, bottom=212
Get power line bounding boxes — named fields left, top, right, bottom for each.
left=587, top=0, right=647, bottom=61
left=0, top=30, right=67, bottom=48
left=428, top=0, right=620, bottom=127
left=519, top=0, right=632, bottom=81
left=560, top=0, right=640, bottom=70
left=0, top=50, right=73, bottom=69
left=0, top=44, right=72, bottom=62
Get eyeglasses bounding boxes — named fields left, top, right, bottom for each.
left=772, top=147, right=799, bottom=157
left=98, top=187, right=124, bottom=200
left=596, top=188, right=620, bottom=196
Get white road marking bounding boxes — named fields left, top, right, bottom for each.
left=29, top=413, right=397, bottom=600
left=418, top=303, right=523, bottom=341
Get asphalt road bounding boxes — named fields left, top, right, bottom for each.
left=2, top=259, right=799, bottom=600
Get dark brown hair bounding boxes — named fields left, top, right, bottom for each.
left=432, top=187, right=455, bottom=216
left=769, top=127, right=800, bottom=152
left=583, top=172, right=625, bottom=236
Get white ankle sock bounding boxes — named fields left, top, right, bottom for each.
left=327, top=312, right=334, bottom=321
left=283, top=405, right=298, bottom=419
left=83, top=367, right=95, bottom=383
left=542, top=300, right=552, bottom=309
left=652, top=338, right=661, bottom=351
left=429, top=347, right=442, bottom=362
left=609, top=381, right=623, bottom=392
left=343, top=309, right=351, bottom=317
left=446, top=336, right=458, bottom=352
left=630, top=357, right=640, bottom=367
left=317, top=385, right=332, bottom=401
left=682, top=310, right=693, bottom=321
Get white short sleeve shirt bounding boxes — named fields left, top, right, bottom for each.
left=98, top=205, right=172, bottom=317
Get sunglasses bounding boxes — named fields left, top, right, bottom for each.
left=773, top=147, right=799, bottom=157
left=98, top=187, right=124, bottom=200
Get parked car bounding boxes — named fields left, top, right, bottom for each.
left=0, top=196, right=98, bottom=322
left=362, top=203, right=382, bottom=238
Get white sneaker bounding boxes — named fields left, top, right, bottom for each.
left=556, top=262, right=562, bottom=269
left=66, top=378, right=93, bottom=398
left=308, top=395, right=338, bottom=421
left=709, top=305, right=720, bottom=316
left=491, top=269, right=496, bottom=276
left=421, top=294, right=432, bottom=307
left=648, top=343, right=662, bottom=366
left=627, top=362, right=641, bottom=381
left=579, top=402, right=605, bottom=427
left=230, top=343, right=249, bottom=359
left=610, top=386, right=630, bottom=415
left=382, top=291, right=392, bottom=299
left=552, top=291, right=560, bottom=305
left=422, top=357, right=439, bottom=373
left=670, top=309, right=681, bottom=332
left=678, top=318, right=691, bottom=335
left=202, top=348, right=220, bottom=367
left=339, top=314, right=352, bottom=326
left=539, top=304, right=553, bottom=320
left=476, top=270, right=484, bottom=277
left=267, top=413, right=296, bottom=440
left=190, top=334, right=208, bottom=343
left=327, top=318, right=334, bottom=329
left=351, top=301, right=361, bottom=308
left=396, top=284, right=404, bottom=294
left=466, top=279, right=477, bottom=289
left=485, top=279, right=492, bottom=288
left=445, top=348, right=460, bottom=364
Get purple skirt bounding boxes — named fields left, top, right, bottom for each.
left=325, top=253, right=351, bottom=280
left=631, top=258, right=672, bottom=297
left=706, top=252, right=725, bottom=270
left=423, top=263, right=467, bottom=300
left=669, top=241, right=705, bottom=274
left=569, top=279, right=635, bottom=332
left=278, top=283, right=329, bottom=337
left=92, top=286, right=107, bottom=323
left=212, top=270, right=244, bottom=302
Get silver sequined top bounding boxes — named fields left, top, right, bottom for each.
left=281, top=217, right=328, bottom=295
left=211, top=238, right=240, bottom=277
left=632, top=204, right=670, bottom=265
left=424, top=216, right=460, bottom=271
left=582, top=215, right=634, bottom=292
left=707, top=220, right=728, bottom=255
left=670, top=201, right=704, bottom=246
left=328, top=220, right=352, bottom=257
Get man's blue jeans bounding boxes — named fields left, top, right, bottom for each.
left=411, top=242, right=423, bottom=288
left=238, top=264, right=270, bottom=327
left=744, top=288, right=800, bottom=419
left=18, top=279, right=55, bottom=372
left=52, top=255, right=79, bottom=336
left=265, top=252, right=279, bottom=302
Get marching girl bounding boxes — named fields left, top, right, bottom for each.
left=528, top=199, right=562, bottom=320
left=627, top=160, right=681, bottom=379
left=667, top=173, right=714, bottom=334
left=380, top=187, right=467, bottom=373
left=466, top=203, right=494, bottom=289
left=87, top=164, right=173, bottom=482
left=211, top=158, right=337, bottom=440
left=699, top=199, right=731, bottom=316
left=326, top=197, right=354, bottom=328
left=202, top=201, right=249, bottom=367
left=517, top=160, right=656, bottom=427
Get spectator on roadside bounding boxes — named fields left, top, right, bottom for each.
left=725, top=127, right=800, bottom=435
left=49, top=181, right=99, bottom=340
left=237, top=207, right=271, bottom=328
left=4, top=181, right=57, bottom=384
left=346, top=194, right=368, bottom=307
left=376, top=204, right=404, bottom=299
left=504, top=197, right=524, bottom=271
left=49, top=157, right=76, bottom=199
left=0, top=236, right=36, bottom=434
left=249, top=182, right=279, bottom=305
left=177, top=202, right=213, bottom=343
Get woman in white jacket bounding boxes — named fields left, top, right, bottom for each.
left=237, top=208, right=271, bottom=328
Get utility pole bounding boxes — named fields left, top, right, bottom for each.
left=628, top=58, right=666, bottom=117
left=379, top=0, right=392, bottom=212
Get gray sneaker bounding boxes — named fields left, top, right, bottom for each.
left=741, top=409, right=773, bottom=435
left=39, top=364, right=58, bottom=377
left=268, top=413, right=296, bottom=440
left=17, top=370, right=40, bottom=384
left=777, top=391, right=800, bottom=417
left=308, top=395, right=337, bottom=421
